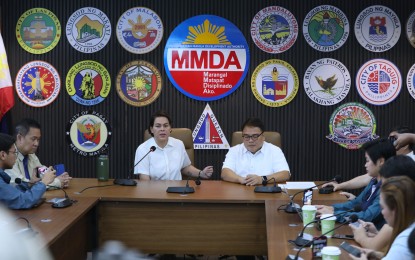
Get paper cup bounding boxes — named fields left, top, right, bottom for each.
left=321, top=246, right=341, bottom=260
left=302, top=205, right=317, bottom=227
left=321, top=214, right=336, bottom=237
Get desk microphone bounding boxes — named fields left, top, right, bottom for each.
left=114, top=146, right=156, bottom=186
left=284, top=175, right=342, bottom=214
left=286, top=214, right=358, bottom=260
left=166, top=175, right=195, bottom=194
left=254, top=177, right=282, bottom=193
left=47, top=185, right=74, bottom=208
left=292, top=205, right=362, bottom=247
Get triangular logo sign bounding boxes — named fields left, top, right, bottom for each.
left=192, top=104, right=229, bottom=149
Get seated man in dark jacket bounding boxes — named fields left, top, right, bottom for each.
left=0, top=133, right=55, bottom=209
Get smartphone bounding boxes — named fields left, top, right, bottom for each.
left=332, top=234, right=354, bottom=240
left=311, top=236, right=327, bottom=257
left=340, top=241, right=361, bottom=257
left=303, top=189, right=313, bottom=205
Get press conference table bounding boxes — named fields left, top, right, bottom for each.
left=14, top=179, right=354, bottom=260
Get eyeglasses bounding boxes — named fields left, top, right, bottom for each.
left=242, top=132, right=263, bottom=141
left=7, top=150, right=18, bottom=155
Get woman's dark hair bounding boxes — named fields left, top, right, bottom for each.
left=148, top=110, right=172, bottom=137
left=361, top=138, right=396, bottom=163
left=379, top=155, right=415, bottom=181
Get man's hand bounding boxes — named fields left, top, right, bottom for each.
left=322, top=181, right=341, bottom=191
left=391, top=133, right=415, bottom=150
left=245, top=174, right=261, bottom=186
left=41, top=167, right=56, bottom=186
left=200, top=166, right=214, bottom=179
left=340, top=191, right=356, bottom=200
left=56, top=172, right=72, bottom=188
left=315, top=205, right=334, bottom=216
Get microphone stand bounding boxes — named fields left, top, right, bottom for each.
left=284, top=177, right=341, bottom=214
left=166, top=175, right=195, bottom=194
left=254, top=178, right=282, bottom=193
left=114, top=146, right=156, bottom=186
left=48, top=185, right=74, bottom=208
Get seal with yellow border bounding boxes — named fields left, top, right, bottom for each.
left=66, top=60, right=111, bottom=106
left=251, top=59, right=298, bottom=107
left=116, top=60, right=162, bottom=107
left=16, top=8, right=61, bottom=54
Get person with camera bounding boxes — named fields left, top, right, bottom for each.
left=5, top=119, right=71, bottom=189
left=0, top=133, right=55, bottom=209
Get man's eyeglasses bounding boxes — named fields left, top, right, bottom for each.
left=7, top=150, right=18, bottom=155
left=242, top=132, right=263, bottom=141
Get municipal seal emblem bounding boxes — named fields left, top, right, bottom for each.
left=304, top=58, right=350, bottom=106
left=303, top=5, right=349, bottom=52
left=116, top=60, right=162, bottom=107
left=251, top=59, right=299, bottom=107
left=66, top=110, right=112, bottom=157
left=16, top=8, right=61, bottom=54
left=116, top=7, right=163, bottom=54
left=15, top=61, right=60, bottom=107
left=164, top=15, right=249, bottom=101
left=326, top=102, right=378, bottom=150
left=356, top=59, right=401, bottom=105
left=406, top=63, right=415, bottom=100
left=66, top=60, right=111, bottom=106
left=406, top=10, right=415, bottom=48
left=250, top=6, right=298, bottom=54
left=354, top=5, right=401, bottom=52
left=66, top=7, right=111, bottom=53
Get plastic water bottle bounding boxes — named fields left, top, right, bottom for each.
left=97, top=154, right=109, bottom=181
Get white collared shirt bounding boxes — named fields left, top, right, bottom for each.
left=222, top=141, right=290, bottom=177
left=134, top=137, right=191, bottom=180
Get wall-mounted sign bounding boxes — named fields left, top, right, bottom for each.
left=192, top=104, right=229, bottom=149
left=354, top=5, right=401, bottom=52
left=406, top=10, right=415, bottom=48
left=15, top=61, right=60, bottom=107
left=66, top=110, right=112, bottom=157
left=326, top=102, right=378, bottom=150
left=116, top=60, right=162, bottom=107
left=303, top=5, right=349, bottom=52
left=116, top=7, right=163, bottom=54
left=251, top=6, right=298, bottom=54
left=164, top=15, right=249, bottom=101
left=406, top=63, right=415, bottom=100
left=16, top=8, right=61, bottom=54
left=251, top=59, right=298, bottom=107
left=66, top=60, right=111, bottom=106
left=66, top=7, right=111, bottom=53
left=356, top=59, right=402, bottom=105
left=304, top=58, right=350, bottom=106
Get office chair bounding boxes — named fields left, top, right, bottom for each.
left=231, top=131, right=281, bottom=147
left=144, top=128, right=195, bottom=179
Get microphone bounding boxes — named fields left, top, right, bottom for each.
left=166, top=175, right=195, bottom=194
left=47, top=185, right=74, bottom=208
left=254, top=177, right=282, bottom=193
left=292, top=205, right=362, bottom=247
left=286, top=214, right=358, bottom=260
left=284, top=175, right=342, bottom=214
left=114, top=146, right=156, bottom=186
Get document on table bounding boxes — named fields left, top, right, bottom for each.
left=278, top=182, right=317, bottom=190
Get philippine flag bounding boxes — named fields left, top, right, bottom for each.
left=0, top=33, right=14, bottom=121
